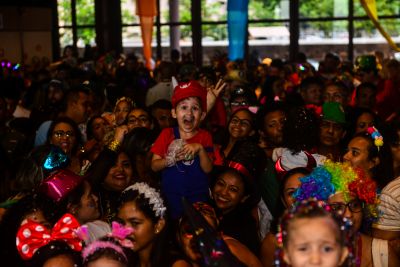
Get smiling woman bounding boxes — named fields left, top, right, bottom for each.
left=117, top=182, right=186, bottom=267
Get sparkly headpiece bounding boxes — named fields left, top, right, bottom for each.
left=293, top=161, right=379, bottom=221
left=367, top=126, right=384, bottom=150
left=114, top=96, right=134, bottom=111
left=123, top=182, right=167, bottom=218
left=275, top=199, right=353, bottom=267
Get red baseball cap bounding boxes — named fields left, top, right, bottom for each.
left=171, top=80, right=207, bottom=111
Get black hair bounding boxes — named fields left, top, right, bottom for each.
left=13, top=144, right=64, bottom=193
left=0, top=193, right=58, bottom=266
left=215, top=140, right=266, bottom=207
left=279, top=167, right=311, bottom=203
left=46, top=117, right=83, bottom=154
left=299, top=76, right=324, bottom=93
left=119, top=184, right=172, bottom=267
left=346, top=107, right=380, bottom=138
left=83, top=237, right=128, bottom=267
left=255, top=101, right=287, bottom=135
left=86, top=115, right=106, bottom=141
left=122, top=127, right=158, bottom=185
left=283, top=106, right=319, bottom=154
left=150, top=99, right=172, bottom=111
left=350, top=131, right=394, bottom=189
left=61, top=87, right=90, bottom=112
left=281, top=200, right=346, bottom=248
left=30, top=240, right=82, bottom=267
left=355, top=82, right=377, bottom=98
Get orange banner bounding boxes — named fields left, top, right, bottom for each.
left=136, top=0, right=157, bottom=17
left=140, top=16, right=154, bottom=70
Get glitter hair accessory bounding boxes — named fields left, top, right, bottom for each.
left=123, top=182, right=167, bottom=218
left=82, top=241, right=127, bottom=262
left=114, top=96, right=134, bottom=111
left=367, top=126, right=384, bottom=150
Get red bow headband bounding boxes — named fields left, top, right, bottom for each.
left=16, top=213, right=82, bottom=260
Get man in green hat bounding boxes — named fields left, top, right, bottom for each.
left=317, top=102, right=347, bottom=161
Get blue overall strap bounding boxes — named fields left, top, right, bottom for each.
left=173, top=127, right=180, bottom=139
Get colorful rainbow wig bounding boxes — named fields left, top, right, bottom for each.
left=293, top=160, right=379, bottom=222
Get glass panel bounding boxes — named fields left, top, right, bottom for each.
left=300, top=20, right=348, bottom=40
left=300, top=0, right=348, bottom=18
left=299, top=21, right=349, bottom=62
left=57, top=0, right=72, bottom=26
left=122, top=26, right=143, bottom=47
left=160, top=0, right=169, bottom=23
left=354, top=0, right=400, bottom=17
left=121, top=0, right=139, bottom=25
left=59, top=27, right=73, bottom=48
left=202, top=24, right=227, bottom=41
left=354, top=18, right=400, bottom=58
left=76, top=0, right=95, bottom=25
left=248, top=0, right=290, bottom=20
left=248, top=22, right=290, bottom=61
left=180, top=0, right=191, bottom=22
left=77, top=27, right=96, bottom=47
left=201, top=0, right=227, bottom=22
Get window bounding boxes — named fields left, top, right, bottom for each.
left=57, top=0, right=96, bottom=51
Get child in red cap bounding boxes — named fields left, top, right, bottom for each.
left=151, top=80, right=214, bottom=219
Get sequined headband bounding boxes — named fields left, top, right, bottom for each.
left=123, top=182, right=167, bottom=218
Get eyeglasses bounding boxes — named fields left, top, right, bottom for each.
left=329, top=200, right=364, bottom=214
left=53, top=130, right=74, bottom=138
left=230, top=116, right=252, bottom=128
left=127, top=116, right=149, bottom=125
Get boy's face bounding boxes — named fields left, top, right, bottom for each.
left=172, top=97, right=205, bottom=133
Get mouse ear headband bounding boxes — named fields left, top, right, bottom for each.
left=16, top=213, right=82, bottom=260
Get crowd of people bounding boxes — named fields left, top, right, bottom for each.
left=0, top=47, right=400, bottom=267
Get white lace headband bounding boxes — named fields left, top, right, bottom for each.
left=123, top=183, right=167, bottom=218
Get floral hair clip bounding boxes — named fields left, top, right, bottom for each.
left=367, top=126, right=383, bottom=150
left=123, top=182, right=167, bottom=218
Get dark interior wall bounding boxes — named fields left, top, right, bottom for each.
left=0, top=0, right=57, bottom=64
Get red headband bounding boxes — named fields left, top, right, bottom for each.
left=227, top=160, right=253, bottom=180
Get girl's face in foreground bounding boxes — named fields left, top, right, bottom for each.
left=118, top=201, right=163, bottom=253
left=284, top=217, right=348, bottom=267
